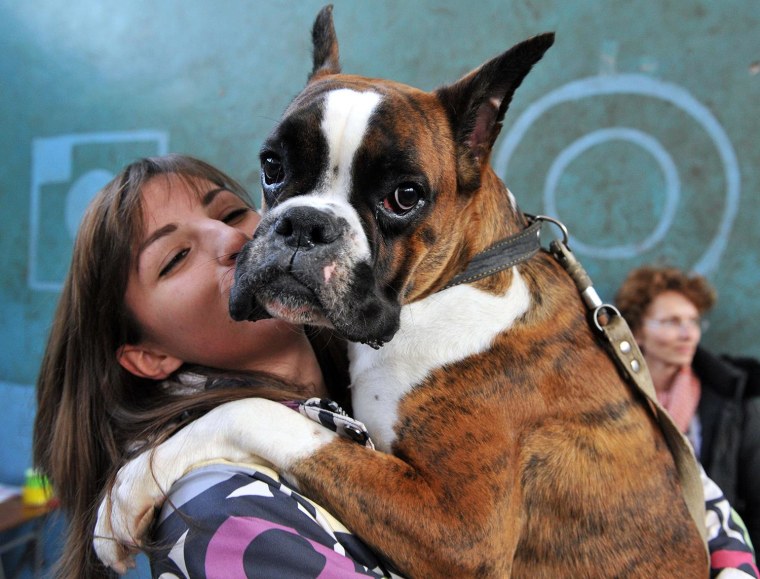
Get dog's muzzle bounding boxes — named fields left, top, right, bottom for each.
left=229, top=204, right=401, bottom=348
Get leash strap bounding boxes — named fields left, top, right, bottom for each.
left=441, top=220, right=542, bottom=290
left=546, top=232, right=709, bottom=550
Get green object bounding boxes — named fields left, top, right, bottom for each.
left=22, top=468, right=53, bottom=505
left=24, top=468, right=49, bottom=489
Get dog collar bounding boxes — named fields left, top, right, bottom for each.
left=441, top=218, right=542, bottom=290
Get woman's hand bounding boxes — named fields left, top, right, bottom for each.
left=92, top=397, right=338, bottom=573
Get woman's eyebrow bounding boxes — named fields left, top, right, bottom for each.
left=201, top=187, right=229, bottom=207
left=137, top=223, right=178, bottom=270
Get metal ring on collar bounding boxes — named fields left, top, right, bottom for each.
left=531, top=214, right=570, bottom=246
left=592, top=304, right=622, bottom=332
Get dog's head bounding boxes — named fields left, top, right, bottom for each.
left=230, top=5, right=553, bottom=346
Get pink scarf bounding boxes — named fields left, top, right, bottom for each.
left=655, top=366, right=702, bottom=434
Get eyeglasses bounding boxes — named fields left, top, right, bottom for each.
left=644, top=317, right=709, bottom=333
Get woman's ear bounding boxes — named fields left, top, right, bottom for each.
left=117, top=344, right=183, bottom=380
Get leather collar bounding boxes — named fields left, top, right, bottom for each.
left=441, top=218, right=542, bottom=291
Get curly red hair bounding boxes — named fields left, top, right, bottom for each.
left=615, top=266, right=716, bottom=333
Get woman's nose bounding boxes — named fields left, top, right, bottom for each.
left=213, top=223, right=249, bottom=266
left=679, top=323, right=700, bottom=339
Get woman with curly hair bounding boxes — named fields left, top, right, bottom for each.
left=616, top=265, right=760, bottom=555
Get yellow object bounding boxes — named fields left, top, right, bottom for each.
left=21, top=469, right=53, bottom=506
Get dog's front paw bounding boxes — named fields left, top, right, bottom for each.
left=93, top=499, right=139, bottom=575
left=93, top=451, right=166, bottom=572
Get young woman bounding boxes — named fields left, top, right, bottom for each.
left=617, top=265, right=760, bottom=562
left=33, top=154, right=390, bottom=578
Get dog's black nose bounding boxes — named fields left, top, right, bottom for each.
left=274, top=206, right=342, bottom=249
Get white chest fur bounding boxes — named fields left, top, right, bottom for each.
left=348, top=268, right=531, bottom=452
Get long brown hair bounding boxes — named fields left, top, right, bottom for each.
left=33, top=155, right=348, bottom=578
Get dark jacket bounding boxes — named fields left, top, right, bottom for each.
left=693, top=347, right=760, bottom=549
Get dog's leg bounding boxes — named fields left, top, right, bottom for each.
left=291, top=432, right=525, bottom=577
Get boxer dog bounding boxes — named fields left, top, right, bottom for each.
left=97, top=5, right=708, bottom=577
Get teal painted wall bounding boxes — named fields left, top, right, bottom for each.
left=1, top=0, right=758, bottom=573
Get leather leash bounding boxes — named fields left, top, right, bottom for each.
left=535, top=214, right=709, bottom=549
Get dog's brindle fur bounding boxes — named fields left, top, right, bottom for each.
left=101, top=6, right=707, bottom=577
left=227, top=7, right=707, bottom=578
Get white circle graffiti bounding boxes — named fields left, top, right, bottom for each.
left=543, top=127, right=679, bottom=259
left=493, top=73, right=740, bottom=275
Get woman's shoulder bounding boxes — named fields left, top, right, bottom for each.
left=720, top=354, right=760, bottom=399
left=694, top=348, right=759, bottom=399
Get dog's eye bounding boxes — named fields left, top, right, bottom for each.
left=261, top=155, right=284, bottom=186
left=383, top=184, right=421, bottom=214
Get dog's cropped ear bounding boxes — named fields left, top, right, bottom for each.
left=309, top=4, right=341, bottom=81
left=436, top=33, right=554, bottom=190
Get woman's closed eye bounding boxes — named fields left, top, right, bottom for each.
left=159, top=248, right=190, bottom=277
left=222, top=207, right=250, bottom=224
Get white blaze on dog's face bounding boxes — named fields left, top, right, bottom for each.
left=320, top=88, right=382, bottom=206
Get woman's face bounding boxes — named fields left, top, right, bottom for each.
left=121, top=174, right=317, bottom=382
left=635, top=290, right=702, bottom=369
